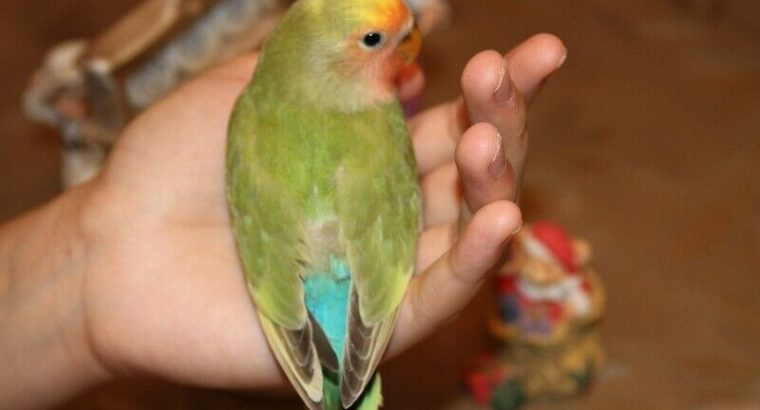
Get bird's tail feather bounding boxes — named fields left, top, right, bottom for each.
left=323, top=370, right=382, bottom=410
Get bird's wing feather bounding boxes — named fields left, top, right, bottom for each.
left=227, top=90, right=324, bottom=407
left=335, top=103, right=419, bottom=407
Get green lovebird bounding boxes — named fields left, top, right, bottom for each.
left=225, top=0, right=422, bottom=408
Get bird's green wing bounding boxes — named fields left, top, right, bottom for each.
left=226, top=89, right=323, bottom=408
left=335, top=102, right=420, bottom=407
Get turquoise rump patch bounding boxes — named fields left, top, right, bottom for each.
left=304, top=256, right=351, bottom=360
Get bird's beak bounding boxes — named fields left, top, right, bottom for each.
left=398, top=24, right=421, bottom=66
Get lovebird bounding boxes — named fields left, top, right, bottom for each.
left=225, top=0, right=422, bottom=409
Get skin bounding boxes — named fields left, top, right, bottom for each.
left=0, top=33, right=566, bottom=408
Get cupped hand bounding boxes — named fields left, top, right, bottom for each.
left=79, top=33, right=566, bottom=391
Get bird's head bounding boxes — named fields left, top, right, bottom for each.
left=256, top=0, right=422, bottom=111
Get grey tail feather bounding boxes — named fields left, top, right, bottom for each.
left=340, top=290, right=395, bottom=408
left=308, top=311, right=340, bottom=373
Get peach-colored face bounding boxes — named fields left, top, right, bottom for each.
left=338, top=0, right=419, bottom=98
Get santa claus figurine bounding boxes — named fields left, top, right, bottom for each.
left=467, top=221, right=605, bottom=409
left=496, top=221, right=597, bottom=341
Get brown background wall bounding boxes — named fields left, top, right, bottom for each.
left=1, top=0, right=759, bottom=408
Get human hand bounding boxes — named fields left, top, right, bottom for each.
left=78, top=33, right=566, bottom=392
left=394, top=33, right=567, bottom=349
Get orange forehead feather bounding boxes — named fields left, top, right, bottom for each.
left=360, top=0, right=411, bottom=32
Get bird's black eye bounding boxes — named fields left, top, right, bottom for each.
left=361, top=31, right=385, bottom=49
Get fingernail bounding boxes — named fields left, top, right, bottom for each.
left=489, top=131, right=506, bottom=178
left=493, top=60, right=513, bottom=104
left=557, top=52, right=568, bottom=69
left=511, top=222, right=523, bottom=237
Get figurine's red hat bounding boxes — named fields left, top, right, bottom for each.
left=524, top=221, right=577, bottom=272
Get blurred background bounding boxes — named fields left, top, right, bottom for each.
left=2, top=0, right=759, bottom=408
